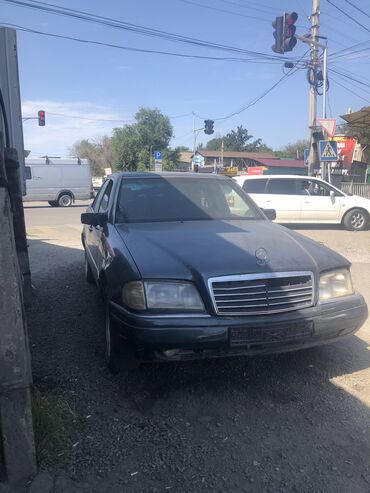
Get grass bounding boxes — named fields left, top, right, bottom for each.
left=32, top=390, right=73, bottom=463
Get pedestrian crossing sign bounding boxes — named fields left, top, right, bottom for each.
left=319, top=140, right=338, bottom=162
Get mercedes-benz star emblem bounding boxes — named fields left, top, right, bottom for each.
left=255, top=247, right=269, bottom=266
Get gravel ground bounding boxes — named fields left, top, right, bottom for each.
left=23, top=205, right=370, bottom=492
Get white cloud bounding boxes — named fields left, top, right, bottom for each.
left=21, top=100, right=132, bottom=157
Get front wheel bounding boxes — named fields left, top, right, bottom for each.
left=58, top=193, right=73, bottom=207
left=343, top=208, right=368, bottom=231
left=105, top=304, right=139, bottom=373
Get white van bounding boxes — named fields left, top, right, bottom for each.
left=23, top=157, right=93, bottom=207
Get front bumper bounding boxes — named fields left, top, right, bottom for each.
left=109, top=293, right=368, bottom=361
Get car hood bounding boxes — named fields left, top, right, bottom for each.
left=115, top=220, right=349, bottom=281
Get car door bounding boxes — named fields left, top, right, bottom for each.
left=241, top=178, right=268, bottom=210
left=298, top=178, right=342, bottom=222
left=84, top=180, right=110, bottom=274
left=93, top=180, right=114, bottom=273
left=263, top=178, right=301, bottom=222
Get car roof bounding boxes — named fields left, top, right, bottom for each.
left=234, top=174, right=319, bottom=180
left=234, top=175, right=310, bottom=180
left=109, top=171, right=232, bottom=180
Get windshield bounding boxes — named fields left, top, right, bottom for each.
left=115, top=176, right=264, bottom=223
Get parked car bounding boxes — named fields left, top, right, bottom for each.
left=81, top=172, right=367, bottom=372
left=233, top=174, right=370, bottom=231
left=23, top=157, right=93, bottom=207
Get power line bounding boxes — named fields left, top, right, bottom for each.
left=177, top=0, right=271, bottom=23
left=325, top=0, right=370, bottom=34
left=1, top=0, right=296, bottom=62
left=330, top=39, right=370, bottom=59
left=341, top=0, right=370, bottom=18
left=330, top=75, right=370, bottom=103
left=22, top=110, right=194, bottom=123
left=329, top=70, right=370, bottom=95
left=195, top=62, right=304, bottom=122
left=3, top=22, right=287, bottom=65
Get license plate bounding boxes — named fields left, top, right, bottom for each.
left=229, top=321, right=314, bottom=347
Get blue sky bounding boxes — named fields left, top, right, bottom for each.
left=1, top=0, right=369, bottom=156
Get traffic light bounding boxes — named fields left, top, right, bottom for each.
left=272, top=12, right=298, bottom=54
left=204, top=119, right=214, bottom=135
left=38, top=110, right=45, bottom=126
left=284, top=12, right=298, bottom=52
left=272, top=16, right=285, bottom=54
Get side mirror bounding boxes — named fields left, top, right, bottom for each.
left=262, top=208, right=276, bottom=221
left=81, top=212, right=108, bottom=226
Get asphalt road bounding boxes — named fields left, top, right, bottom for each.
left=24, top=202, right=370, bottom=493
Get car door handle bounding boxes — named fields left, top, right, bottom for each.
left=304, top=201, right=311, bottom=204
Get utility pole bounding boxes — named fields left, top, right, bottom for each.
left=221, top=140, right=224, bottom=168
left=307, top=0, right=320, bottom=176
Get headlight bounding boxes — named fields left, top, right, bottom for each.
left=122, top=281, right=204, bottom=312
left=319, top=269, right=354, bottom=302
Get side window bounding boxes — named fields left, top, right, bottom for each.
left=266, top=179, right=298, bottom=195
left=98, top=181, right=113, bottom=213
left=25, top=166, right=32, bottom=180
left=92, top=180, right=108, bottom=211
left=242, top=179, right=268, bottom=194
left=299, top=180, right=340, bottom=197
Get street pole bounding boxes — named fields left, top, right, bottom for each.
left=322, top=45, right=328, bottom=119
left=307, top=0, right=320, bottom=177
left=192, top=113, right=196, bottom=172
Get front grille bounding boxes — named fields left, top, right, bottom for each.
left=209, top=272, right=314, bottom=315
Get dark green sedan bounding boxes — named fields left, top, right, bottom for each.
left=81, top=172, right=367, bottom=372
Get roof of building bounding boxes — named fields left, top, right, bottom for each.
left=179, top=151, right=193, bottom=163
left=254, top=158, right=305, bottom=168
left=197, top=150, right=277, bottom=159
left=341, top=106, right=370, bottom=129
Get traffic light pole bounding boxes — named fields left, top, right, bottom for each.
left=308, top=0, right=320, bottom=176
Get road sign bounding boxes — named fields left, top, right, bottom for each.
left=154, top=161, right=162, bottom=172
left=304, top=149, right=309, bottom=166
left=193, top=154, right=205, bottom=167
left=319, top=140, right=338, bottom=162
left=154, top=151, right=162, bottom=161
left=318, top=118, right=336, bottom=138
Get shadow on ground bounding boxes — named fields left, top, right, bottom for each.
left=26, top=239, right=370, bottom=493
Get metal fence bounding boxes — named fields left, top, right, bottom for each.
left=341, top=183, right=370, bottom=199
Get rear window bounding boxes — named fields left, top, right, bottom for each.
left=242, top=179, right=267, bottom=194
left=25, top=166, right=32, bottom=180
left=266, top=179, right=298, bottom=195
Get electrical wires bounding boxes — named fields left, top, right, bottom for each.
left=1, top=0, right=300, bottom=63
left=325, top=0, right=370, bottom=34
left=195, top=50, right=310, bottom=121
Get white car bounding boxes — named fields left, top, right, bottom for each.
left=233, top=175, right=370, bottom=231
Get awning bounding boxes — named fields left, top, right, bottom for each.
left=341, top=106, right=370, bottom=129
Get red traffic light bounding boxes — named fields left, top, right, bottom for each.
left=38, top=110, right=46, bottom=126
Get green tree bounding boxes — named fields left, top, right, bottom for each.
left=70, top=136, right=113, bottom=176
left=111, top=107, right=173, bottom=171
left=275, top=139, right=309, bottom=159
left=205, top=126, right=270, bottom=152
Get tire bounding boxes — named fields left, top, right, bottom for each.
left=85, top=252, right=95, bottom=284
left=58, top=193, right=73, bottom=207
left=343, top=208, right=368, bottom=231
left=48, top=201, right=57, bottom=207
left=105, top=303, right=139, bottom=373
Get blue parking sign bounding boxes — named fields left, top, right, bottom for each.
left=154, top=151, right=162, bottom=161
